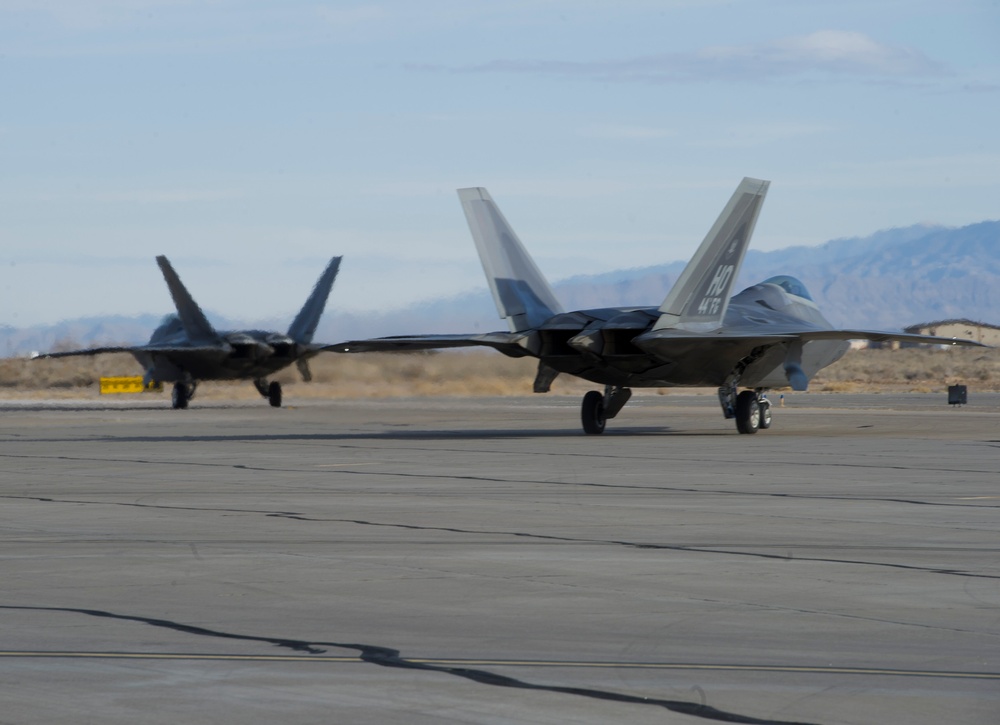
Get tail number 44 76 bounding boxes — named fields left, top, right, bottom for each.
left=696, top=264, right=735, bottom=315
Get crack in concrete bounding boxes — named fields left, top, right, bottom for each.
left=264, top=515, right=1000, bottom=581
left=0, top=605, right=820, bottom=725
left=0, top=494, right=299, bottom=517
left=2, top=451, right=997, bottom=510
left=3, top=495, right=995, bottom=580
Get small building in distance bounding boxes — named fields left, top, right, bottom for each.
left=903, top=319, right=1000, bottom=346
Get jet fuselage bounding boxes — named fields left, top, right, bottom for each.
left=515, top=279, right=849, bottom=389
left=134, top=317, right=309, bottom=382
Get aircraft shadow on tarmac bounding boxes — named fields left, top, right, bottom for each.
left=21, top=426, right=716, bottom=445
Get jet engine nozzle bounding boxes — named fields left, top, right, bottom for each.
left=226, top=333, right=274, bottom=360
left=568, top=331, right=603, bottom=355
left=265, top=334, right=298, bottom=359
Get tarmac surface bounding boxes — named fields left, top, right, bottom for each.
left=1, top=391, right=998, bottom=724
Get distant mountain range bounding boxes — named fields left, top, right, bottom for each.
left=329, top=219, right=1000, bottom=339
left=3, top=220, right=998, bottom=357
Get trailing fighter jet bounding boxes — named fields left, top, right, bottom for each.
left=36, top=256, right=341, bottom=409
left=332, top=179, right=984, bottom=434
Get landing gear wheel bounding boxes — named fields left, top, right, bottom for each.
left=581, top=390, right=606, bottom=435
left=268, top=381, right=282, bottom=408
left=758, top=400, right=772, bottom=429
left=735, top=390, right=760, bottom=434
left=171, top=382, right=189, bottom=410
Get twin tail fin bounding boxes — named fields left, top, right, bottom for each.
left=458, top=188, right=563, bottom=333
left=654, top=177, right=769, bottom=331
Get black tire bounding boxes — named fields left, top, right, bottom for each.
left=759, top=400, right=772, bottom=429
left=171, top=383, right=189, bottom=410
left=581, top=390, right=606, bottom=435
left=268, top=381, right=282, bottom=408
left=735, top=390, right=760, bottom=434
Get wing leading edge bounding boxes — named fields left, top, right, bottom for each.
left=328, top=332, right=530, bottom=357
left=33, top=344, right=224, bottom=360
left=634, top=329, right=986, bottom=347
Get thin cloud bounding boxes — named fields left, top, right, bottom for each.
left=690, top=120, right=838, bottom=148
left=90, top=188, right=243, bottom=204
left=1, top=0, right=204, bottom=31
left=314, top=4, right=391, bottom=28
left=578, top=124, right=677, bottom=140
left=453, top=30, right=949, bottom=84
left=8, top=188, right=244, bottom=204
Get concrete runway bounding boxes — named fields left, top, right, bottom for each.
left=1, top=392, right=998, bottom=724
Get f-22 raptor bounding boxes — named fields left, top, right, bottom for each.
left=334, top=178, right=982, bottom=434
left=37, top=256, right=341, bottom=409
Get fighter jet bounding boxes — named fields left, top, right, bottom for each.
left=332, top=179, right=983, bottom=434
left=36, top=256, right=341, bottom=409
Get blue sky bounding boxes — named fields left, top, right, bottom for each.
left=1, top=0, right=998, bottom=328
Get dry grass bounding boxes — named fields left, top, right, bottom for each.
left=810, top=347, right=1000, bottom=392
left=0, top=351, right=592, bottom=401
left=1, top=347, right=997, bottom=400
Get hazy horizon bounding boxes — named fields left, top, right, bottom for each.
left=2, top=1, right=997, bottom=327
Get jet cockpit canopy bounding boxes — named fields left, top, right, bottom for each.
left=762, top=275, right=813, bottom=301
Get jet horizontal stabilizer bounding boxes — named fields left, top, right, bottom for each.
left=296, top=357, right=313, bottom=382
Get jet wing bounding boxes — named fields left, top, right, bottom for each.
left=793, top=329, right=987, bottom=347
left=634, top=327, right=985, bottom=392
left=634, top=327, right=986, bottom=352
left=327, top=332, right=529, bottom=357
left=34, top=343, right=225, bottom=359
left=34, top=346, right=140, bottom=359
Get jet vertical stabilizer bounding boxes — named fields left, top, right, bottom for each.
left=458, top=187, right=564, bottom=333
left=155, top=255, right=221, bottom=344
left=288, top=256, right=342, bottom=344
left=653, top=177, right=769, bottom=331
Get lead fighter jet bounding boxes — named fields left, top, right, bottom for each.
left=37, top=256, right=341, bottom=409
left=333, top=179, right=983, bottom=434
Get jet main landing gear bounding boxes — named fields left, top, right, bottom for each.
left=171, top=381, right=196, bottom=410
left=581, top=391, right=606, bottom=434
left=581, top=385, right=632, bottom=435
left=734, top=389, right=771, bottom=435
left=254, top=379, right=282, bottom=407
left=719, top=381, right=771, bottom=434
